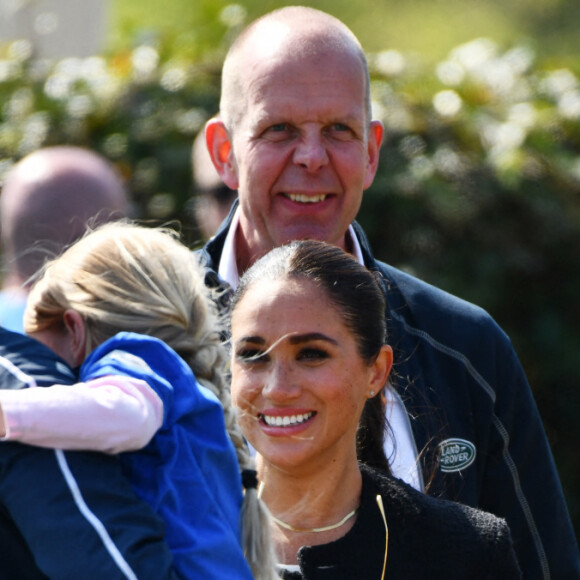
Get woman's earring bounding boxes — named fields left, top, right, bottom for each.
left=369, top=390, right=375, bottom=397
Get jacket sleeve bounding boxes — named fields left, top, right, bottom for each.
left=478, top=334, right=580, bottom=579
left=374, top=260, right=580, bottom=579
left=0, top=441, right=178, bottom=580
left=1, top=377, right=163, bottom=453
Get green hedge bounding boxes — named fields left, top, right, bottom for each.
left=1, top=35, right=579, bottom=537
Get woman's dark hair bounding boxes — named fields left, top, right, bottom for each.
left=232, top=239, right=390, bottom=473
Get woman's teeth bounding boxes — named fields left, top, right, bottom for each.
left=261, top=412, right=315, bottom=427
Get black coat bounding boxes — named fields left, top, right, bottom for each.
left=279, top=465, right=521, bottom=579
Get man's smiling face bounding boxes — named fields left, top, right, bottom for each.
left=227, top=37, right=382, bottom=267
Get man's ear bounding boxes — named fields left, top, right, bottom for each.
left=363, top=120, right=384, bottom=191
left=205, top=118, right=239, bottom=190
left=63, top=309, right=86, bottom=367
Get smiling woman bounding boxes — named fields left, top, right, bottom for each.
left=229, top=239, right=522, bottom=580
left=232, top=274, right=387, bottom=476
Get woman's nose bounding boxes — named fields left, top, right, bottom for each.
left=262, top=361, right=301, bottom=401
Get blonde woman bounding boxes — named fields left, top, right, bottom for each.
left=0, top=222, right=275, bottom=580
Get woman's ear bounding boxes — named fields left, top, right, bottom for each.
left=368, top=345, right=393, bottom=396
left=63, top=309, right=87, bottom=367
left=204, top=118, right=239, bottom=190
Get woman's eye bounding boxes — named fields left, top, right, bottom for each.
left=297, top=348, right=329, bottom=362
left=236, top=349, right=269, bottom=363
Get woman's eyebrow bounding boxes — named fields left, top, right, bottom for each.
left=288, top=333, right=338, bottom=346
left=234, top=333, right=338, bottom=349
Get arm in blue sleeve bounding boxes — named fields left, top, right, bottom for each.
left=0, top=442, right=179, bottom=580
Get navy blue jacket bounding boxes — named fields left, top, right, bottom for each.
left=199, top=203, right=580, bottom=580
left=0, top=328, right=176, bottom=580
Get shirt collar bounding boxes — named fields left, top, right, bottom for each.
left=217, top=206, right=241, bottom=289
left=218, top=207, right=364, bottom=290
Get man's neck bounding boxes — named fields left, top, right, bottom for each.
left=217, top=207, right=364, bottom=289
left=233, top=224, right=255, bottom=278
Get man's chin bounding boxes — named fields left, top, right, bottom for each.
left=276, top=228, right=349, bottom=252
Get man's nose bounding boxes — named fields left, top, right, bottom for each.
left=292, top=130, right=329, bottom=172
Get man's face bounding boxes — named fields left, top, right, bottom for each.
left=227, top=46, right=382, bottom=266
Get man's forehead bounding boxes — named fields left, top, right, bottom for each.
left=222, top=12, right=371, bottom=131
left=244, top=45, right=365, bottom=98
left=244, top=19, right=293, bottom=60
left=239, top=15, right=359, bottom=74
left=243, top=89, right=366, bottom=133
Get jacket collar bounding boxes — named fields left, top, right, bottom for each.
left=201, top=200, right=377, bottom=274
left=287, top=467, right=387, bottom=579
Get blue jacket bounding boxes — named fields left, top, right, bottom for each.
left=81, top=332, right=254, bottom=580
left=198, top=203, right=580, bottom=580
left=0, top=328, right=176, bottom=580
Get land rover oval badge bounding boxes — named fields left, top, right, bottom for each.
left=439, top=438, right=476, bottom=473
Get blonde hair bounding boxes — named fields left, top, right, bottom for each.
left=24, top=221, right=276, bottom=580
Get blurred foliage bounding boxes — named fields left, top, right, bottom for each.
left=108, top=0, right=580, bottom=64
left=1, top=11, right=579, bottom=540
left=363, top=41, right=580, bottom=537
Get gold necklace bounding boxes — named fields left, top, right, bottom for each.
left=269, top=508, right=359, bottom=533
left=258, top=481, right=359, bottom=533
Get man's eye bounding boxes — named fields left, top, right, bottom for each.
left=328, top=123, right=355, bottom=137
left=261, top=123, right=295, bottom=143
left=263, top=123, right=294, bottom=140
left=236, top=349, right=269, bottom=363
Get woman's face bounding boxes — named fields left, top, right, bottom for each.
left=231, top=276, right=389, bottom=475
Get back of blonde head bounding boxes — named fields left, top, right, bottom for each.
left=25, top=222, right=209, bottom=357
left=24, top=221, right=276, bottom=580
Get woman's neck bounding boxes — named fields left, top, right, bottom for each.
left=257, top=453, right=363, bottom=551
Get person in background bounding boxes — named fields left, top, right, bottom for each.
left=191, top=128, right=237, bottom=241
left=0, top=146, right=130, bottom=333
left=199, top=6, right=580, bottom=578
left=230, top=239, right=521, bottom=579
left=0, top=222, right=275, bottom=580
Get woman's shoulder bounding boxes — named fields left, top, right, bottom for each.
left=363, top=464, right=506, bottom=535
left=360, top=465, right=521, bottom=578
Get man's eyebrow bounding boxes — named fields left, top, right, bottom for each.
left=288, top=333, right=338, bottom=346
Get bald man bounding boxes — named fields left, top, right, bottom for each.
left=191, top=128, right=237, bottom=241
left=0, top=146, right=130, bottom=332
left=199, top=7, right=579, bottom=578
